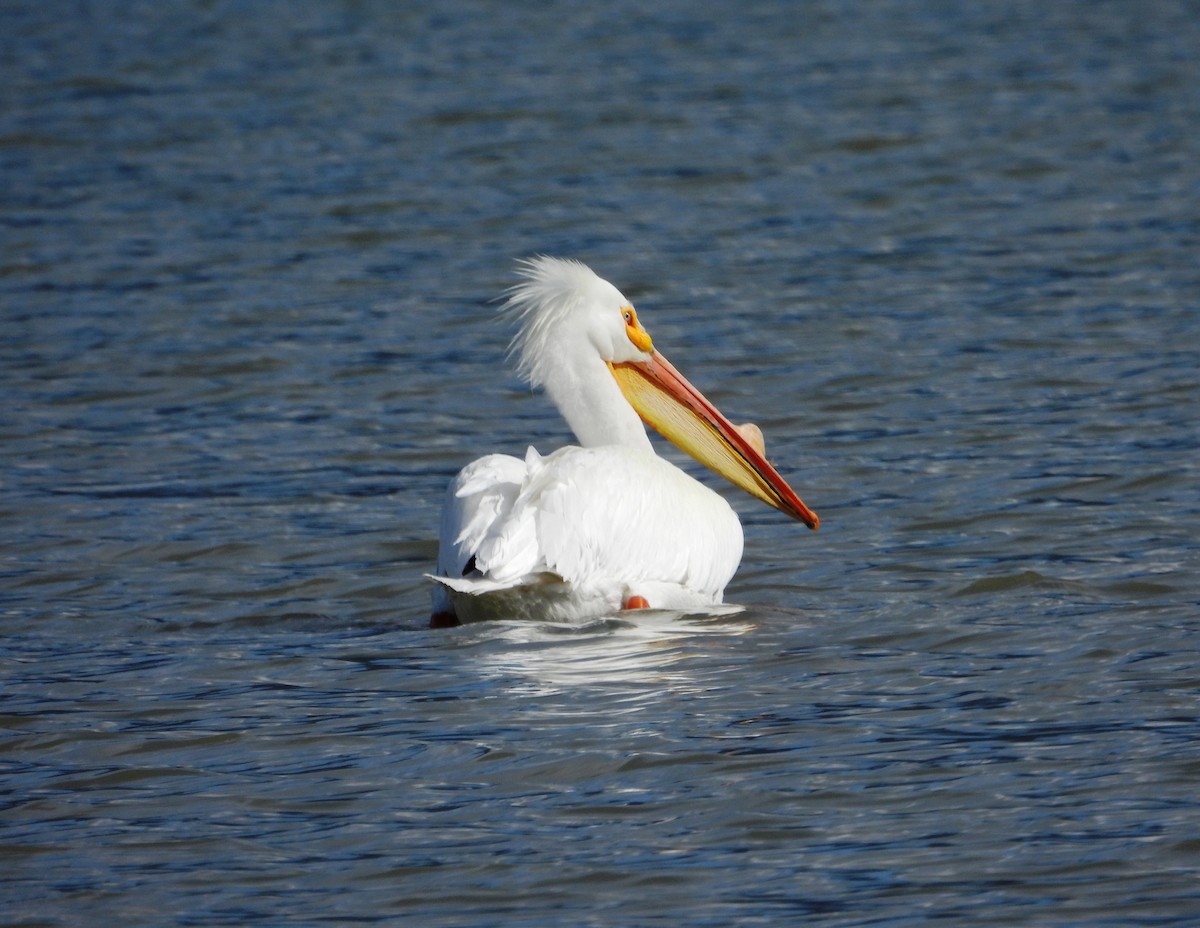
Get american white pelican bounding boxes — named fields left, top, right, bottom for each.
left=428, top=257, right=818, bottom=626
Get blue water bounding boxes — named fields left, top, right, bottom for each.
left=3, top=1, right=1199, bottom=925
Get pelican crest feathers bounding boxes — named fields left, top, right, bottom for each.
left=503, top=256, right=628, bottom=389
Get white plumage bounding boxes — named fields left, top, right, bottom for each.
left=428, top=257, right=817, bottom=626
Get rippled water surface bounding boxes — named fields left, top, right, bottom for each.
left=3, top=1, right=1199, bottom=925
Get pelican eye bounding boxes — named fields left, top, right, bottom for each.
left=622, top=306, right=654, bottom=352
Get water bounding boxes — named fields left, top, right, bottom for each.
left=3, top=1, right=1199, bottom=924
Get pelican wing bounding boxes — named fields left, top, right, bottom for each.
left=430, top=446, right=744, bottom=622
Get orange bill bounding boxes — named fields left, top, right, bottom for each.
left=609, top=351, right=819, bottom=529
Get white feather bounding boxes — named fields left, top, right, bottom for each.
left=429, top=446, right=742, bottom=623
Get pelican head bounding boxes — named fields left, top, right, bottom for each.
left=506, top=257, right=654, bottom=385
left=503, top=256, right=819, bottom=530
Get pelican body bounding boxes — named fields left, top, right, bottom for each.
left=428, top=258, right=817, bottom=626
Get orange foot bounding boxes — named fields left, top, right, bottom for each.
left=622, top=595, right=651, bottom=610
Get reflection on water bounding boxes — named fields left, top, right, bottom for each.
left=460, top=608, right=754, bottom=693
left=3, top=0, right=1199, bottom=925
